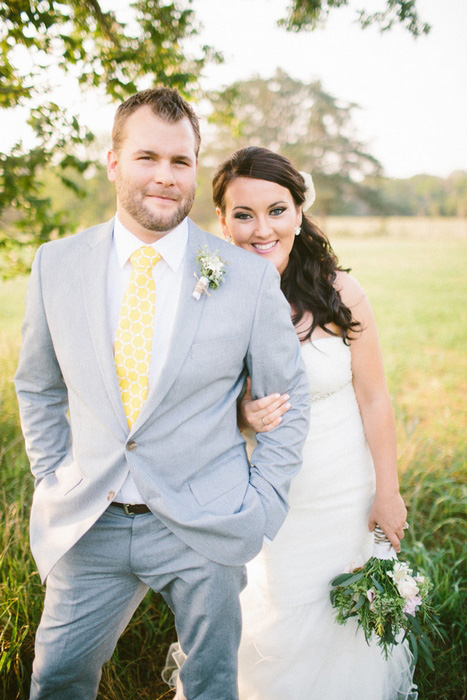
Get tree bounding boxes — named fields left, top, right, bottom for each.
left=279, top=0, right=430, bottom=36
left=0, top=0, right=220, bottom=275
left=366, top=171, right=467, bottom=217
left=0, top=0, right=430, bottom=275
left=194, top=70, right=384, bottom=221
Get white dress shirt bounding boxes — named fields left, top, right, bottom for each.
left=108, top=215, right=188, bottom=504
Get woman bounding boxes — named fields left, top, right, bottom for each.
left=165, top=147, right=416, bottom=699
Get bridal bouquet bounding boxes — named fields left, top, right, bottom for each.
left=330, top=528, right=435, bottom=666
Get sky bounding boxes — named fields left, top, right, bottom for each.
left=2, top=0, right=466, bottom=179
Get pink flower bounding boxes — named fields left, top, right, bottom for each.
left=367, top=589, right=376, bottom=612
left=343, top=557, right=364, bottom=574
left=404, top=595, right=422, bottom=616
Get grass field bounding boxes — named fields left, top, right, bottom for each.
left=1, top=220, right=466, bottom=699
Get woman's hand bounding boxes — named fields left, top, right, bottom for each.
left=238, top=377, right=291, bottom=432
left=368, top=491, right=408, bottom=553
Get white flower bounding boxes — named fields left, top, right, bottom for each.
left=205, top=256, right=225, bottom=275
left=396, top=576, right=420, bottom=600
left=299, top=171, right=316, bottom=211
left=388, top=561, right=412, bottom=583
left=195, top=246, right=228, bottom=293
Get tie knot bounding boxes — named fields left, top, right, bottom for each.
left=130, top=246, right=161, bottom=270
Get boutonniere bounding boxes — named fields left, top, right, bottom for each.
left=192, top=246, right=228, bottom=300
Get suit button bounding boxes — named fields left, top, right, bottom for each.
left=127, top=441, right=137, bottom=451
left=107, top=491, right=115, bottom=502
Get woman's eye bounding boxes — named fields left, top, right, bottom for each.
left=270, top=207, right=286, bottom=216
left=234, top=212, right=252, bottom=220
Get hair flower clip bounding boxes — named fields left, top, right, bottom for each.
left=192, top=246, right=228, bottom=300
left=299, top=171, right=316, bottom=211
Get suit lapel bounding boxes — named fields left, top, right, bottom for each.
left=132, top=221, right=210, bottom=432
left=80, top=219, right=129, bottom=434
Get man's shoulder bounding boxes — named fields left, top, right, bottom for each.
left=187, top=220, right=274, bottom=274
left=36, top=219, right=114, bottom=262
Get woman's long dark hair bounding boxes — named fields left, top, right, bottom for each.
left=212, top=146, right=360, bottom=343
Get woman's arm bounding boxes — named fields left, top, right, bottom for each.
left=337, top=271, right=407, bottom=552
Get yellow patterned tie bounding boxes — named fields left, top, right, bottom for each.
left=115, top=246, right=161, bottom=428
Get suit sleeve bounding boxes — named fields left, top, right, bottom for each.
left=14, top=245, right=72, bottom=487
left=246, top=262, right=310, bottom=540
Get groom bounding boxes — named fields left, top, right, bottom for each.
left=15, top=88, right=310, bottom=700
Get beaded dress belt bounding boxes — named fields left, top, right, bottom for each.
left=311, top=378, right=352, bottom=402
left=111, top=502, right=151, bottom=515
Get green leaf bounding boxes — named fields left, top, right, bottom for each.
left=409, top=631, right=418, bottom=665
left=331, top=571, right=364, bottom=587
left=370, top=575, right=384, bottom=593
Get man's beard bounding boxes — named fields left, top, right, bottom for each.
left=116, top=178, right=195, bottom=233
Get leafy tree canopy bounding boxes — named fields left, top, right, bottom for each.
left=0, top=0, right=429, bottom=276
left=280, top=0, right=430, bottom=36
left=196, top=70, right=384, bottom=219
left=0, top=0, right=219, bottom=275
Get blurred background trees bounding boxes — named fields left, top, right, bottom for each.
left=0, top=0, right=219, bottom=274
left=4, top=0, right=466, bottom=278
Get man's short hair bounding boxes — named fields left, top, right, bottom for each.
left=112, top=87, right=201, bottom=156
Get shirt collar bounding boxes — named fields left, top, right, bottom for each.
left=113, top=215, right=188, bottom=273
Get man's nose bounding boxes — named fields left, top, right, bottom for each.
left=153, top=160, right=176, bottom=187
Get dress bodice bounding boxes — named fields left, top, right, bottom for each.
left=301, top=337, right=352, bottom=401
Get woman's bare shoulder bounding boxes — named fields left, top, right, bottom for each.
left=334, top=270, right=367, bottom=307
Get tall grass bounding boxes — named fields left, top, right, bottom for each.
left=1, top=227, right=466, bottom=699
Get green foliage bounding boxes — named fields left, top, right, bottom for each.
left=0, top=103, right=94, bottom=277
left=0, top=0, right=220, bottom=276
left=330, top=556, right=436, bottom=666
left=280, top=0, right=430, bottom=36
left=367, top=171, right=467, bottom=217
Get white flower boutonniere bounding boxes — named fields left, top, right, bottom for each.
left=192, top=246, right=228, bottom=300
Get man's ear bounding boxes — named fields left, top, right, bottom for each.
left=107, top=150, right=118, bottom=183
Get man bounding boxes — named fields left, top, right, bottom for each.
left=15, top=88, right=310, bottom=700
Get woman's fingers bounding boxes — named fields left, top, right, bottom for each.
left=245, top=394, right=291, bottom=432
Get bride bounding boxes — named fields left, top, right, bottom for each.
left=165, top=146, right=417, bottom=699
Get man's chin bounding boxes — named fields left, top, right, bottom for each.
left=136, top=209, right=186, bottom=234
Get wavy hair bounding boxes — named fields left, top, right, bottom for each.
left=212, top=146, right=360, bottom=343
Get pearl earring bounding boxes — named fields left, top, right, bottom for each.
left=224, top=234, right=233, bottom=244
left=294, top=225, right=301, bottom=237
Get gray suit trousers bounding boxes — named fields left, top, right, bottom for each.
left=30, top=506, right=246, bottom=700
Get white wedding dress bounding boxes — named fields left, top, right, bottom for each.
left=237, top=337, right=417, bottom=700
left=163, top=337, right=417, bottom=699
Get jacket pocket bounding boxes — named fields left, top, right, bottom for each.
left=55, top=461, right=83, bottom=495
left=189, top=454, right=249, bottom=507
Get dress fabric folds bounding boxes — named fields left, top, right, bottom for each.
left=238, top=338, right=417, bottom=700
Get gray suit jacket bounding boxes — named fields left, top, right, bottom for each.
left=15, top=218, right=310, bottom=581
